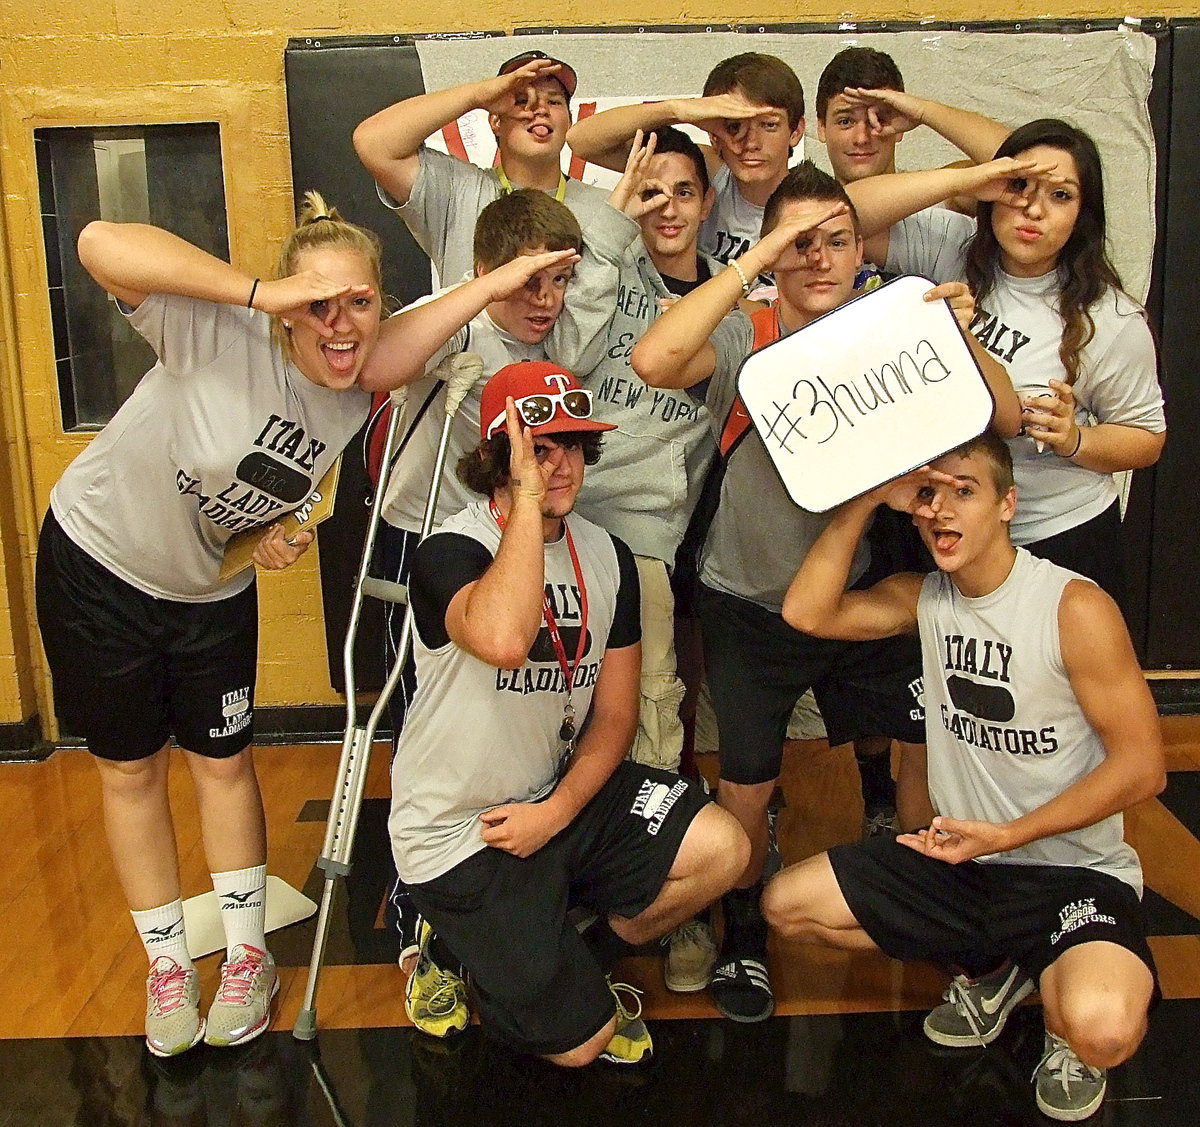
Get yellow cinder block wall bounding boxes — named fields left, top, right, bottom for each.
left=0, top=4, right=1186, bottom=734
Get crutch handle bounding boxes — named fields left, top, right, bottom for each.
left=360, top=577, right=408, bottom=604
left=443, top=352, right=486, bottom=416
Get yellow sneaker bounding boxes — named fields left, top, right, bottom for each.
left=405, top=921, right=469, bottom=1038
left=599, top=979, right=653, bottom=1064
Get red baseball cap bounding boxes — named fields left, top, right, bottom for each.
left=497, top=50, right=578, bottom=100
left=480, top=361, right=616, bottom=439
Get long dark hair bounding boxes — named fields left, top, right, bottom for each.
left=964, top=119, right=1123, bottom=385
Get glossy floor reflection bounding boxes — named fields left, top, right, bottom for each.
left=4, top=998, right=1198, bottom=1127
left=4, top=718, right=1199, bottom=1125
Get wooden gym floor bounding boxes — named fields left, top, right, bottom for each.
left=1, top=716, right=1198, bottom=1125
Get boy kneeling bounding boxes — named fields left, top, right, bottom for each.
left=763, top=432, right=1163, bottom=1122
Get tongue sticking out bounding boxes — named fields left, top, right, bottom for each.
left=323, top=342, right=357, bottom=374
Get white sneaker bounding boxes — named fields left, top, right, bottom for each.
left=204, top=944, right=278, bottom=1048
left=663, top=919, right=718, bottom=993
left=145, top=956, right=204, bottom=1058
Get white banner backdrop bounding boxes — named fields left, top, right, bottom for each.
left=415, top=27, right=1157, bottom=300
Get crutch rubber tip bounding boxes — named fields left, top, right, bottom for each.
left=292, top=1009, right=318, bottom=1041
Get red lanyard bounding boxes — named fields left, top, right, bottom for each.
left=489, top=499, right=589, bottom=742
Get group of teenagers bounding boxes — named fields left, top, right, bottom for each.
left=36, top=40, right=1167, bottom=1124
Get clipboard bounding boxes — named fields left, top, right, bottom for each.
left=217, top=457, right=342, bottom=580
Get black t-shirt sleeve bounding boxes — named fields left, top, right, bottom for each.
left=409, top=532, right=494, bottom=649
left=607, top=535, right=641, bottom=649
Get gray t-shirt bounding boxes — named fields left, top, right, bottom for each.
left=918, top=549, right=1143, bottom=894
left=388, top=500, right=635, bottom=884
left=380, top=145, right=613, bottom=284
left=379, top=296, right=543, bottom=534
left=572, top=211, right=718, bottom=562
left=888, top=210, right=1165, bottom=543
left=379, top=202, right=630, bottom=533
left=698, top=309, right=869, bottom=611
left=51, top=294, right=368, bottom=601
left=700, top=164, right=762, bottom=270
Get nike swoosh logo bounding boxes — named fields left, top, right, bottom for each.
left=981, top=966, right=1022, bottom=1014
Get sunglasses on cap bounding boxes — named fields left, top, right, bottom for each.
left=485, top=388, right=594, bottom=438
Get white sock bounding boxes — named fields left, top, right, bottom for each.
left=131, top=900, right=193, bottom=969
left=211, top=865, right=268, bottom=954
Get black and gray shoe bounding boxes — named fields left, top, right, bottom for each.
left=711, top=887, right=774, bottom=1023
left=710, top=949, right=774, bottom=1023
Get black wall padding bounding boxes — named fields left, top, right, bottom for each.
left=1148, top=21, right=1200, bottom=667
left=286, top=38, right=431, bottom=693
left=1122, top=25, right=1172, bottom=659
left=286, top=25, right=1195, bottom=691
left=285, top=38, right=432, bottom=309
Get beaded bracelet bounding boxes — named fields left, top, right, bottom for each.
left=728, top=260, right=755, bottom=297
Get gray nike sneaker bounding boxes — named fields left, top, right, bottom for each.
left=1034, top=1031, right=1107, bottom=1121
left=923, top=961, right=1034, bottom=1047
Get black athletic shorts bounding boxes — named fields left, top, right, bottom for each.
left=829, top=833, right=1159, bottom=989
left=407, top=762, right=711, bottom=1057
left=1023, top=500, right=1124, bottom=604
left=36, top=511, right=258, bottom=761
left=696, top=583, right=925, bottom=785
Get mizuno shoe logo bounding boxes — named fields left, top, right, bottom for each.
left=219, top=886, right=265, bottom=909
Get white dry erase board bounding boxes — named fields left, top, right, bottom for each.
left=735, top=275, right=995, bottom=512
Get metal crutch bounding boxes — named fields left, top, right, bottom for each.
left=293, top=353, right=485, bottom=1040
